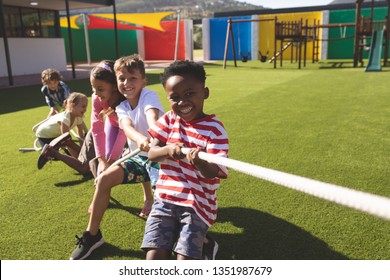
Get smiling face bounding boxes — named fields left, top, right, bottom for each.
left=91, top=78, right=117, bottom=104
left=71, top=98, right=88, bottom=118
left=165, top=74, right=209, bottom=122
left=116, top=67, right=146, bottom=109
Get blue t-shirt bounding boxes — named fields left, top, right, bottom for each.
left=41, top=81, right=71, bottom=108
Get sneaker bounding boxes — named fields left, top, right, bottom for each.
left=69, top=230, right=104, bottom=260
left=202, top=234, right=219, bottom=260
left=49, top=132, right=71, bottom=150
left=37, top=144, right=51, bottom=169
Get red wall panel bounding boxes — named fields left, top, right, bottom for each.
left=143, top=21, right=186, bottom=60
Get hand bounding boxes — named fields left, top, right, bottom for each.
left=97, top=158, right=109, bottom=175
left=167, top=143, right=185, bottom=160
left=137, top=137, right=150, bottom=152
left=185, top=147, right=204, bottom=165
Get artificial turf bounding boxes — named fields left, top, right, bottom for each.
left=1, top=60, right=389, bottom=259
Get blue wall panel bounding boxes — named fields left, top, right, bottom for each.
left=209, top=16, right=252, bottom=60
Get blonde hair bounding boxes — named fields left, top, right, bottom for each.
left=63, top=92, right=88, bottom=111
left=41, top=68, right=62, bottom=85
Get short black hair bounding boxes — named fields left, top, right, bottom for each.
left=160, top=60, right=206, bottom=87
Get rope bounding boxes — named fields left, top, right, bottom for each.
left=106, top=148, right=141, bottom=171
left=181, top=148, right=390, bottom=221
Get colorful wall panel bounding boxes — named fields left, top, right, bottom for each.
left=61, top=13, right=192, bottom=63
left=258, top=11, right=323, bottom=61
left=140, top=20, right=191, bottom=61
left=204, top=16, right=252, bottom=61
left=327, top=7, right=389, bottom=59
left=62, top=28, right=138, bottom=62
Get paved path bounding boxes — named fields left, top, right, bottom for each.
left=0, top=60, right=174, bottom=89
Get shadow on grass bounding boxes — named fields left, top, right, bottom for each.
left=79, top=205, right=348, bottom=260
left=318, top=60, right=356, bottom=69
left=108, top=196, right=147, bottom=219
left=214, top=207, right=348, bottom=260
left=86, top=242, right=146, bottom=260
left=54, top=173, right=94, bottom=187
left=81, top=197, right=148, bottom=260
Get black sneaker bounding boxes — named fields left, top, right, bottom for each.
left=202, top=234, right=219, bottom=260
left=37, top=144, right=51, bottom=169
left=69, top=230, right=104, bottom=260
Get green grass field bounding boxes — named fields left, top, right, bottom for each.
left=1, top=60, right=390, bottom=260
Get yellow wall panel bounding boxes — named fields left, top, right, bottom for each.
left=258, top=12, right=323, bottom=61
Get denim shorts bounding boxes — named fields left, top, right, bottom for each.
left=120, top=155, right=159, bottom=188
left=141, top=200, right=209, bottom=259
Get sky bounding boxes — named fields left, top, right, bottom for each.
left=236, top=0, right=334, bottom=9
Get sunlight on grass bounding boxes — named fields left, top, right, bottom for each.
left=1, top=61, right=390, bottom=260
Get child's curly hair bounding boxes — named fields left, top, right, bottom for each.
left=41, top=68, right=63, bottom=85
left=160, top=60, right=206, bottom=87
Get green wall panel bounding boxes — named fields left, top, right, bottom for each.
left=328, top=7, right=389, bottom=59
left=61, top=28, right=138, bottom=62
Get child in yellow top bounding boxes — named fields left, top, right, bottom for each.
left=36, top=92, right=88, bottom=167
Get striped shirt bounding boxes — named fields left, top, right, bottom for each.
left=149, top=110, right=229, bottom=226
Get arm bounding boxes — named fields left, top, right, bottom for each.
left=91, top=94, right=107, bottom=162
left=76, top=121, right=88, bottom=140
left=148, top=138, right=185, bottom=162
left=60, top=121, right=71, bottom=134
left=121, top=107, right=161, bottom=152
left=48, top=106, right=59, bottom=118
left=107, top=128, right=127, bottom=163
left=186, top=148, right=220, bottom=179
left=121, top=118, right=150, bottom=152
left=42, top=86, right=58, bottom=117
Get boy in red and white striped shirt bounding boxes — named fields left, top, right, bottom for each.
left=142, top=60, right=229, bottom=260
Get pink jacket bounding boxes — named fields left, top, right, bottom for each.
left=91, top=93, right=126, bottom=161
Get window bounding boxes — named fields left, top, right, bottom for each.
left=22, top=8, right=41, bottom=37
left=4, top=6, right=22, bottom=37
left=3, top=5, right=60, bottom=38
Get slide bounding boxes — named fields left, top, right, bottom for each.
left=365, top=30, right=384, bottom=72
left=268, top=41, right=293, bottom=63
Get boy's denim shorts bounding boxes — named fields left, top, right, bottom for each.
left=120, top=155, right=159, bottom=188
left=141, top=200, right=209, bottom=259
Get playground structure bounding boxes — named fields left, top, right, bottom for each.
left=222, top=17, right=275, bottom=69
left=223, top=0, right=390, bottom=70
left=353, top=0, right=390, bottom=69
left=271, top=18, right=319, bottom=69
left=223, top=16, right=319, bottom=69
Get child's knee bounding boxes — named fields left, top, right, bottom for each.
left=95, top=170, right=122, bottom=191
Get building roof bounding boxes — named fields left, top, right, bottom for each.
left=214, top=0, right=389, bottom=18
left=2, top=0, right=112, bottom=11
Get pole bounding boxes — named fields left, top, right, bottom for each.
left=82, top=14, right=91, bottom=65
left=174, top=10, right=181, bottom=61
left=65, top=0, right=76, bottom=78
left=0, top=0, right=13, bottom=85
left=223, top=18, right=232, bottom=69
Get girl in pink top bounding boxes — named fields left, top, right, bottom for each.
left=90, top=60, right=127, bottom=175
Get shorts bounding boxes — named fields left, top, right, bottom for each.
left=141, top=200, right=209, bottom=259
left=37, top=137, right=55, bottom=148
left=120, top=155, right=159, bottom=188
left=77, top=130, right=95, bottom=165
